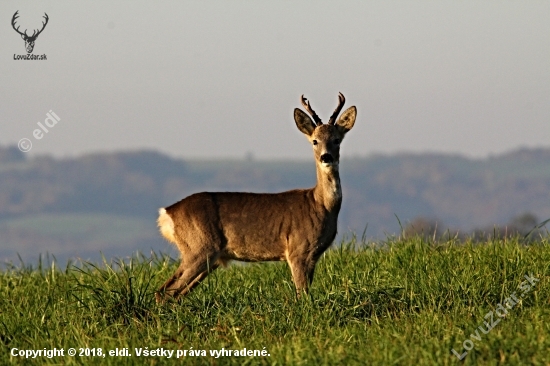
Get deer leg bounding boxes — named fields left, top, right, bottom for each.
left=307, top=263, right=317, bottom=285
left=156, top=265, right=185, bottom=300
left=156, top=258, right=218, bottom=303
left=174, top=263, right=219, bottom=298
left=287, top=257, right=316, bottom=298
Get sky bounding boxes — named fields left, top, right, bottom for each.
left=1, top=1, right=549, bottom=160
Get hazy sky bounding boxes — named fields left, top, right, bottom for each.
left=1, top=1, right=549, bottom=160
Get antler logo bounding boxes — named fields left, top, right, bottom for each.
left=11, top=11, right=49, bottom=54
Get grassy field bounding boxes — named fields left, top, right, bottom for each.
left=0, top=213, right=159, bottom=264
left=1, top=236, right=549, bottom=365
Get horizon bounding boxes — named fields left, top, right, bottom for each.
left=2, top=142, right=550, bottom=266
left=3, top=143, right=550, bottom=163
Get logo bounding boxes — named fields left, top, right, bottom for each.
left=11, top=10, right=48, bottom=54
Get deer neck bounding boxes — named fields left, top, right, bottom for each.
left=313, top=163, right=342, bottom=212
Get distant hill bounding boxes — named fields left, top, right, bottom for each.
left=1, top=146, right=549, bottom=263
left=343, top=149, right=550, bottom=236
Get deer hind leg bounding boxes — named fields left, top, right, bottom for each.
left=156, top=257, right=219, bottom=303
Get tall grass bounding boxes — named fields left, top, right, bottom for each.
left=1, top=236, right=549, bottom=365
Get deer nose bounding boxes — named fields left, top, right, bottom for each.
left=320, top=154, right=334, bottom=164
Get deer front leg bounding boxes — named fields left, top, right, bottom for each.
left=287, top=256, right=317, bottom=298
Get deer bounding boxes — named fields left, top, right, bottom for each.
left=11, top=11, right=49, bottom=54
left=156, top=93, right=356, bottom=303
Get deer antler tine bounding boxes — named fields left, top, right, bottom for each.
left=34, top=13, right=49, bottom=37
left=300, top=95, right=323, bottom=126
left=328, top=92, right=346, bottom=125
left=11, top=11, right=25, bottom=36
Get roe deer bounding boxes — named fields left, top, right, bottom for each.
left=156, top=93, right=356, bottom=302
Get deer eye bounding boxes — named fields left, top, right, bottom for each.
left=312, top=140, right=318, bottom=145
left=333, top=138, right=340, bottom=145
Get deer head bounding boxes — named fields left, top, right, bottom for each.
left=12, top=11, right=49, bottom=54
left=294, top=93, right=356, bottom=170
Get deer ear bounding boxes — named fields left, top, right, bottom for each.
left=336, top=106, right=356, bottom=134
left=294, top=108, right=316, bottom=136
left=21, top=34, right=26, bottom=40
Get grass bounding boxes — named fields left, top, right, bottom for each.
left=1, top=236, right=549, bottom=365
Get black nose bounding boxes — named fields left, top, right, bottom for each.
left=320, top=154, right=334, bottom=163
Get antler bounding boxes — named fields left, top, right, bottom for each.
left=328, top=92, right=346, bottom=125
left=11, top=11, right=48, bottom=40
left=30, top=13, right=49, bottom=39
left=11, top=11, right=26, bottom=37
left=300, top=95, right=323, bottom=126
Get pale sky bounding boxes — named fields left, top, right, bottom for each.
left=1, top=1, right=549, bottom=160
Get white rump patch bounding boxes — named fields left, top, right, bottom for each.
left=157, top=208, right=177, bottom=245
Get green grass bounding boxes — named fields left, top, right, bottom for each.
left=1, top=237, right=549, bottom=365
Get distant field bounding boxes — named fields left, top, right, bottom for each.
left=1, top=237, right=549, bottom=365
left=0, top=213, right=163, bottom=264
left=3, top=147, right=550, bottom=241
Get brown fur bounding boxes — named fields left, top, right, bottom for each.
left=156, top=95, right=357, bottom=302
